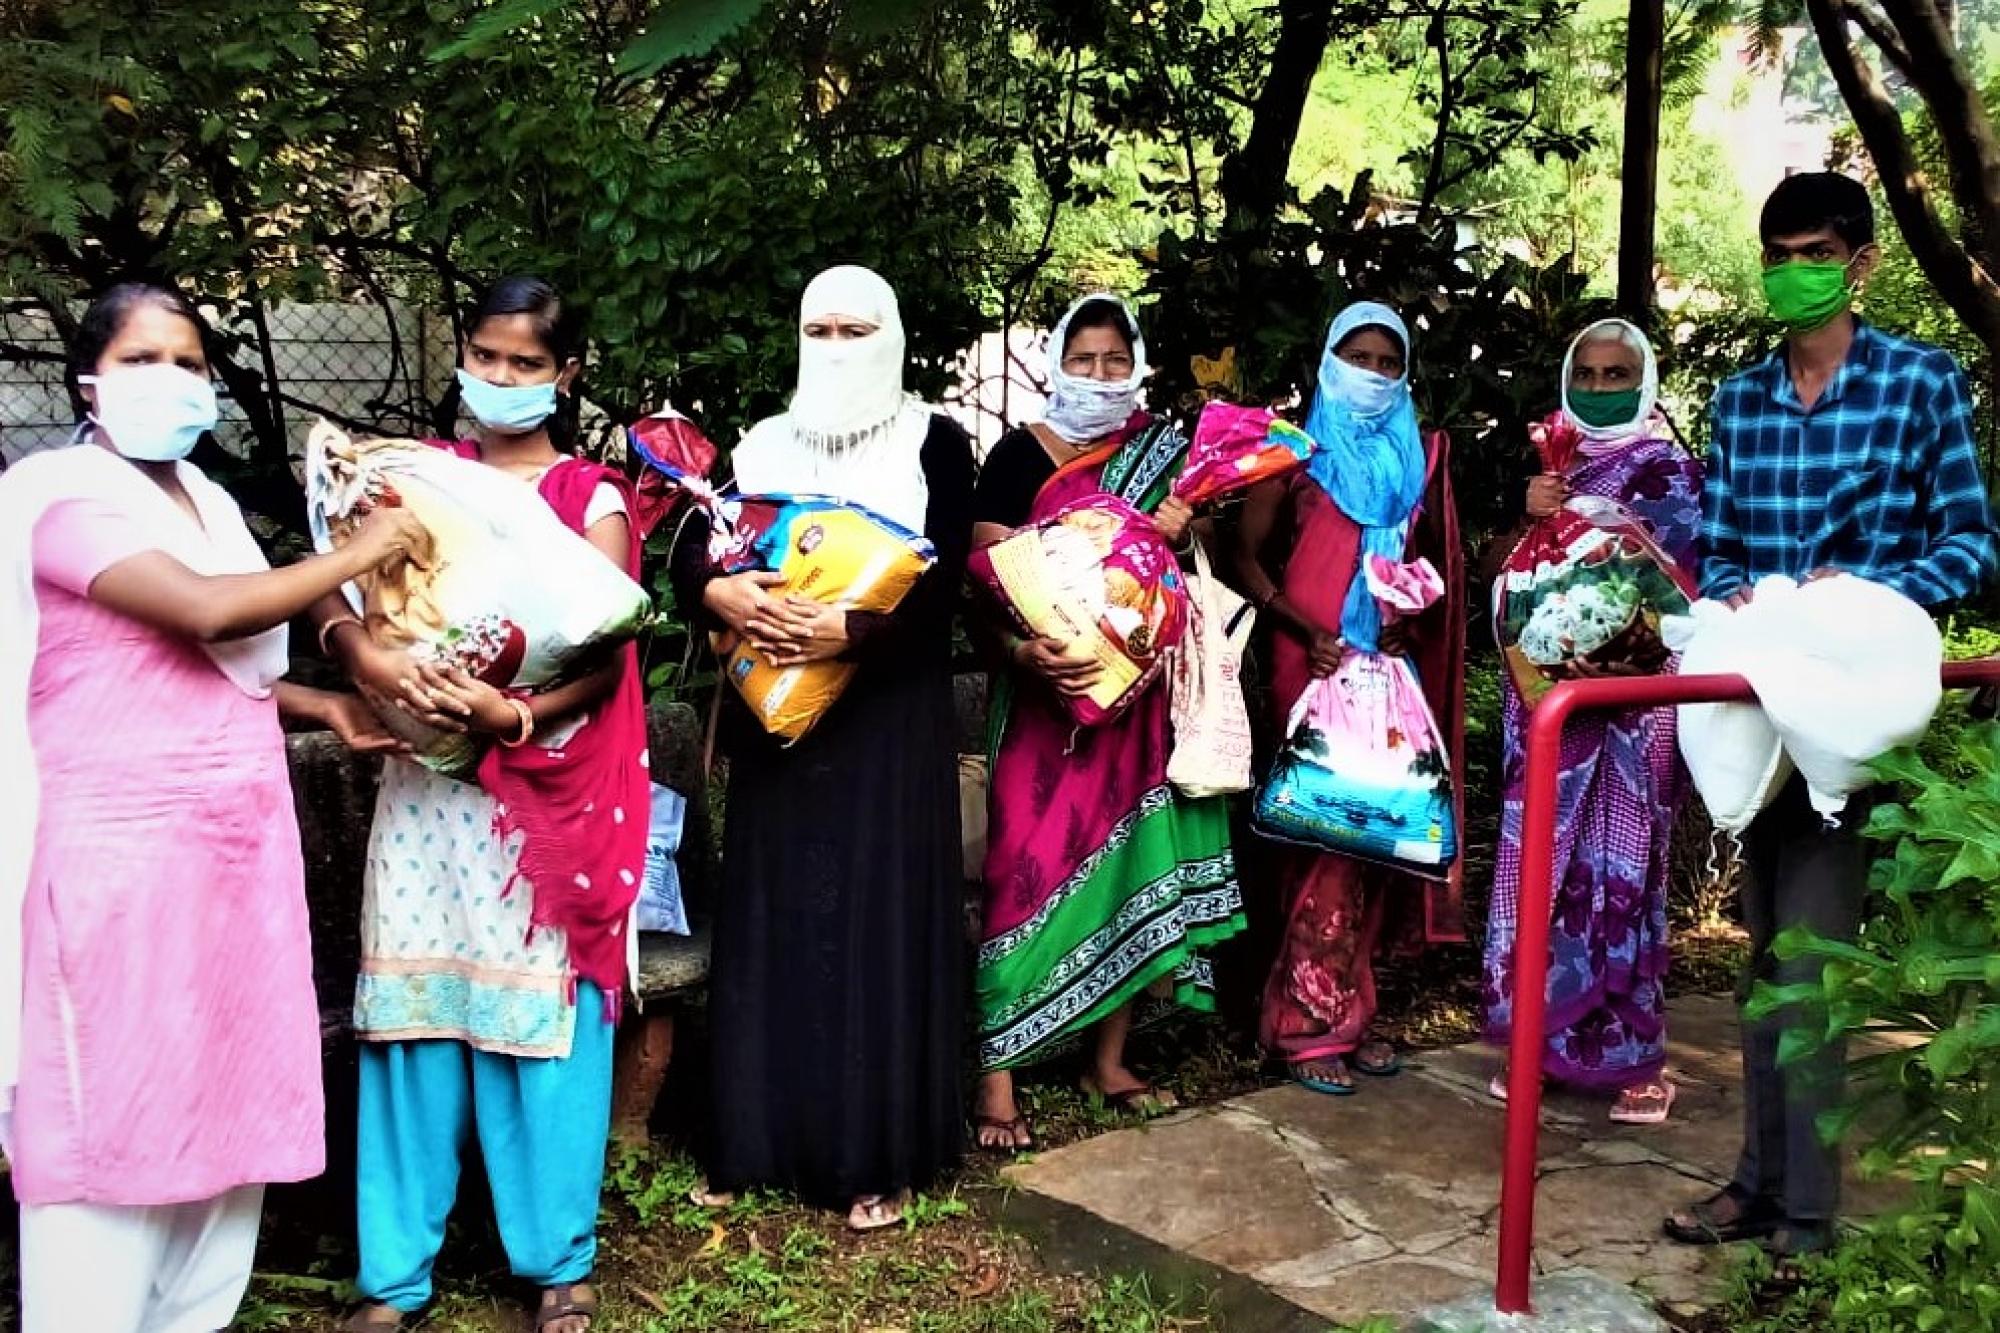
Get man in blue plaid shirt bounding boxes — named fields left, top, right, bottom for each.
left=1666, top=174, right=1997, bottom=1262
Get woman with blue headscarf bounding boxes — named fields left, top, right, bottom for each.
left=1231, top=300, right=1466, bottom=1095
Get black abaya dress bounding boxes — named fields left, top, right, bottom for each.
left=673, top=414, right=972, bottom=1207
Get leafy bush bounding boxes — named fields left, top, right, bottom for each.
left=1741, top=713, right=2000, bottom=1331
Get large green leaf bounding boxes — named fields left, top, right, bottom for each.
left=428, top=0, right=569, bottom=63
left=614, top=0, right=765, bottom=75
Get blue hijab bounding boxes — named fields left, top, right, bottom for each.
left=1302, top=301, right=1427, bottom=652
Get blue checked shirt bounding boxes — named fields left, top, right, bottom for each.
left=1701, top=322, right=1999, bottom=607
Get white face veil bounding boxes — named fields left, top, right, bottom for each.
left=731, top=264, right=935, bottom=532
left=787, top=265, right=909, bottom=453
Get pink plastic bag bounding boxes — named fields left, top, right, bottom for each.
left=1173, top=402, right=1316, bottom=507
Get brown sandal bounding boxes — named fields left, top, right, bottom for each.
left=537, top=1281, right=598, bottom=1331
left=974, top=1113, right=1034, bottom=1153
left=339, top=1306, right=405, bottom=1332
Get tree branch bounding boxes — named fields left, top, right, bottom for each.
left=1807, top=0, right=2000, bottom=344
left=1846, top=3, right=1914, bottom=82
left=1417, top=11, right=1458, bottom=221
left=1881, top=0, right=2000, bottom=262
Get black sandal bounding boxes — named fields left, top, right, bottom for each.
left=1081, top=1077, right=1178, bottom=1116
left=1767, top=1220, right=1837, bottom=1261
left=1662, top=1184, right=1783, bottom=1246
left=537, top=1282, right=598, bottom=1331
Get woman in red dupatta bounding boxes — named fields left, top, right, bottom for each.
left=1232, top=300, right=1466, bottom=1095
left=320, top=277, right=646, bottom=1333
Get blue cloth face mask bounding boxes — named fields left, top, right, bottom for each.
left=1325, top=357, right=1402, bottom=419
left=78, top=364, right=219, bottom=463
left=456, top=368, right=559, bottom=434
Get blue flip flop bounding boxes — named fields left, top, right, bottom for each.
left=1291, top=1062, right=1359, bottom=1096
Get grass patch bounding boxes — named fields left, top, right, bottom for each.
left=228, top=1138, right=1216, bottom=1332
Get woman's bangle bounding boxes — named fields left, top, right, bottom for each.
left=317, top=615, right=365, bottom=657
left=498, top=696, right=535, bottom=748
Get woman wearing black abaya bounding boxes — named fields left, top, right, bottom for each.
left=673, top=265, right=970, bottom=1231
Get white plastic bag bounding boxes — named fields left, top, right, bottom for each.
left=1751, top=575, right=1942, bottom=818
left=1665, top=575, right=1943, bottom=830
left=1167, top=542, right=1256, bottom=798
left=305, top=421, right=651, bottom=775
left=1664, top=599, right=1791, bottom=834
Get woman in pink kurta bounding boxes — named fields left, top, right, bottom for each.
left=0, top=283, right=423, bottom=1333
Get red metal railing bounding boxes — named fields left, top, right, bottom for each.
left=1493, top=660, right=2000, bottom=1316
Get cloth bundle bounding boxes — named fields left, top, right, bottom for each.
left=1253, top=556, right=1459, bottom=873
left=305, top=421, right=651, bottom=776
left=631, top=425, right=936, bottom=746
left=968, top=495, right=1190, bottom=726
left=1665, top=574, right=1943, bottom=832
left=1174, top=402, right=1316, bottom=507
left=1493, top=492, right=1694, bottom=707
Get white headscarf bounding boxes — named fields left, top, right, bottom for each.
left=1559, top=317, right=1660, bottom=451
left=1042, top=293, right=1149, bottom=444
left=0, top=439, right=288, bottom=1144
left=732, top=265, right=935, bottom=532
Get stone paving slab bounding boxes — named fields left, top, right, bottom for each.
left=1004, top=992, right=1896, bottom=1329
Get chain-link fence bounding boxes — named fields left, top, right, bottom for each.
left=1, top=294, right=1046, bottom=472
left=0, top=297, right=455, bottom=469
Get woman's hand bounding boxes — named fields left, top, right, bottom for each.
left=1309, top=630, right=1345, bottom=679
left=320, top=691, right=408, bottom=754
left=704, top=571, right=798, bottom=651
left=351, top=506, right=433, bottom=568
left=1524, top=474, right=1569, bottom=520
left=761, top=599, right=849, bottom=667
left=1377, top=619, right=1413, bottom=658
left=1154, top=496, right=1195, bottom=548
left=333, top=635, right=468, bottom=733
left=409, top=662, right=523, bottom=736
left=1016, top=636, right=1102, bottom=698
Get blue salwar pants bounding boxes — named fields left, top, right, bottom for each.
left=354, top=984, right=614, bottom=1313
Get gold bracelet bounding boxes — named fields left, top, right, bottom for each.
left=498, top=696, right=535, bottom=748
left=317, top=615, right=364, bottom=656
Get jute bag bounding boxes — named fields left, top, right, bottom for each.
left=1167, top=541, right=1256, bottom=798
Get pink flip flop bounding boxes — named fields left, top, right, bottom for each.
left=1610, top=1079, right=1677, bottom=1125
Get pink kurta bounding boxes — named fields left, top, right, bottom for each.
left=12, top=499, right=323, bottom=1206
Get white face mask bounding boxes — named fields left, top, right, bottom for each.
left=79, top=364, right=219, bottom=462
left=1326, top=358, right=1402, bottom=419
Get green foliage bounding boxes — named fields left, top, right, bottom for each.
left=1141, top=185, right=1599, bottom=545
left=1739, top=716, right=2000, bottom=1330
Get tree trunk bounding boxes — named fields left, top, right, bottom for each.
left=1806, top=0, right=2000, bottom=359
left=1219, top=0, right=1337, bottom=234
left=1617, top=0, right=1665, bottom=317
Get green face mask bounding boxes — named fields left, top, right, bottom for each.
left=1762, top=258, right=1854, bottom=333
left=1568, top=386, right=1644, bottom=429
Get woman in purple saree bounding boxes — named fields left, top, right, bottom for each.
left=1482, top=318, right=1704, bottom=1125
